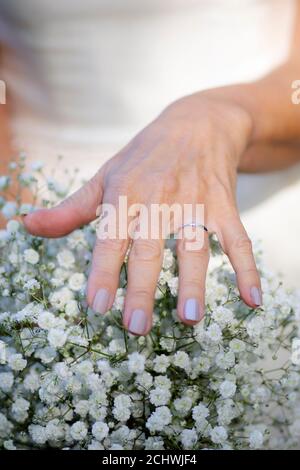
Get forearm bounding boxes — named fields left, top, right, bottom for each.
left=240, top=140, right=300, bottom=173
left=201, top=1, right=300, bottom=173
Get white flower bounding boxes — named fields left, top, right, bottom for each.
left=229, top=338, right=246, bottom=354
left=37, top=311, right=57, bottom=330
left=88, top=440, right=104, bottom=450
left=246, top=317, right=265, bottom=338
left=146, top=406, right=172, bottom=432
left=145, top=437, right=165, bottom=450
left=250, top=386, right=271, bottom=403
left=24, top=278, right=40, bottom=291
left=74, top=360, right=94, bottom=376
left=2, top=164, right=300, bottom=451
left=249, top=430, right=264, bottom=449
left=206, top=323, right=222, bottom=342
left=174, top=396, right=193, bottom=416
left=2, top=201, right=17, bottom=218
left=154, top=375, right=171, bottom=389
left=167, top=276, right=178, bottom=296
left=113, top=406, right=131, bottom=422
left=219, top=380, right=237, bottom=399
left=114, top=394, right=131, bottom=409
left=162, top=248, right=174, bottom=270
left=153, top=354, right=170, bottom=373
left=35, top=346, right=57, bottom=364
left=49, top=287, right=73, bottom=310
left=67, top=229, right=87, bottom=249
left=180, top=428, right=198, bottom=449
left=113, top=288, right=125, bottom=311
left=0, top=372, right=14, bottom=392
left=128, top=352, right=146, bottom=374
left=65, top=300, right=80, bottom=317
left=215, top=351, right=235, bottom=370
left=24, top=372, right=40, bottom=392
left=192, top=403, right=209, bottom=423
left=24, top=248, right=40, bottom=265
left=68, top=272, right=85, bottom=291
left=210, top=426, right=228, bottom=444
left=70, top=421, right=88, bottom=441
left=136, top=372, right=153, bottom=390
left=8, top=353, right=27, bottom=371
left=173, top=351, right=191, bottom=370
left=92, top=422, right=109, bottom=441
left=48, top=328, right=68, bottom=349
left=150, top=387, right=171, bottom=406
left=3, top=440, right=16, bottom=450
left=57, top=249, right=75, bottom=269
left=6, top=220, right=19, bottom=234
left=212, top=306, right=234, bottom=327
left=74, top=400, right=90, bottom=418
left=11, top=398, right=30, bottom=423
left=29, top=425, right=47, bottom=445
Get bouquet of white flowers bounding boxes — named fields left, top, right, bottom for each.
left=0, top=157, right=300, bottom=450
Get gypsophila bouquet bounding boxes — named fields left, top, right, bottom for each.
left=1, top=156, right=300, bottom=450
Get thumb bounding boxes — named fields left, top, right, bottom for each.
left=23, top=171, right=103, bottom=238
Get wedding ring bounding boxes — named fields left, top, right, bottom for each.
left=180, top=222, right=208, bottom=232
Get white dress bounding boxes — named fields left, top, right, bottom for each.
left=1, top=0, right=300, bottom=286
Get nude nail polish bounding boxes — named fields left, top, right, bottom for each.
left=184, top=298, right=201, bottom=321
left=92, top=288, right=110, bottom=314
left=250, top=286, right=262, bottom=306
left=128, top=309, right=148, bottom=335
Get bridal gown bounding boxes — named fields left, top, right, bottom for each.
left=0, top=0, right=300, bottom=286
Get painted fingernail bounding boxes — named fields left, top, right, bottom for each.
left=184, top=298, right=201, bottom=321
left=250, top=286, right=262, bottom=306
left=128, top=309, right=148, bottom=335
left=92, top=288, right=110, bottom=314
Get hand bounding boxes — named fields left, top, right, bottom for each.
left=23, top=92, right=262, bottom=335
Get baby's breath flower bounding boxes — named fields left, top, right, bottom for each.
left=70, top=421, right=88, bottom=441
left=1, top=163, right=300, bottom=450
left=24, top=248, right=39, bottom=265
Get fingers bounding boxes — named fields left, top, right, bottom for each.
left=23, top=171, right=103, bottom=238
left=218, top=214, right=262, bottom=308
left=87, top=236, right=129, bottom=314
left=86, top=193, right=132, bottom=313
left=123, top=238, right=164, bottom=336
left=176, top=226, right=209, bottom=326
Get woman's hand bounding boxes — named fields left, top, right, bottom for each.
left=23, top=92, right=262, bottom=335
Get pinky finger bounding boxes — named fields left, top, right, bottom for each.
left=217, top=217, right=262, bottom=308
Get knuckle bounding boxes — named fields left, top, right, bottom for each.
left=95, top=237, right=128, bottom=256
left=90, top=268, right=115, bottom=286
left=239, top=266, right=258, bottom=276
left=130, top=287, right=153, bottom=299
left=181, top=277, right=204, bottom=290
left=233, top=235, right=253, bottom=253
left=161, top=173, right=179, bottom=194
left=177, top=239, right=209, bottom=258
left=131, top=240, right=162, bottom=262
left=106, top=174, right=129, bottom=196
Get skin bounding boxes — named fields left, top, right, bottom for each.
left=2, top=2, right=300, bottom=335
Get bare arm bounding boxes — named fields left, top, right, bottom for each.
left=205, top=0, right=300, bottom=173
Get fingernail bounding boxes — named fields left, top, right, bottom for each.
left=92, top=288, right=110, bottom=314
left=184, top=298, right=201, bottom=321
left=250, top=286, right=262, bottom=306
left=128, top=309, right=148, bottom=335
